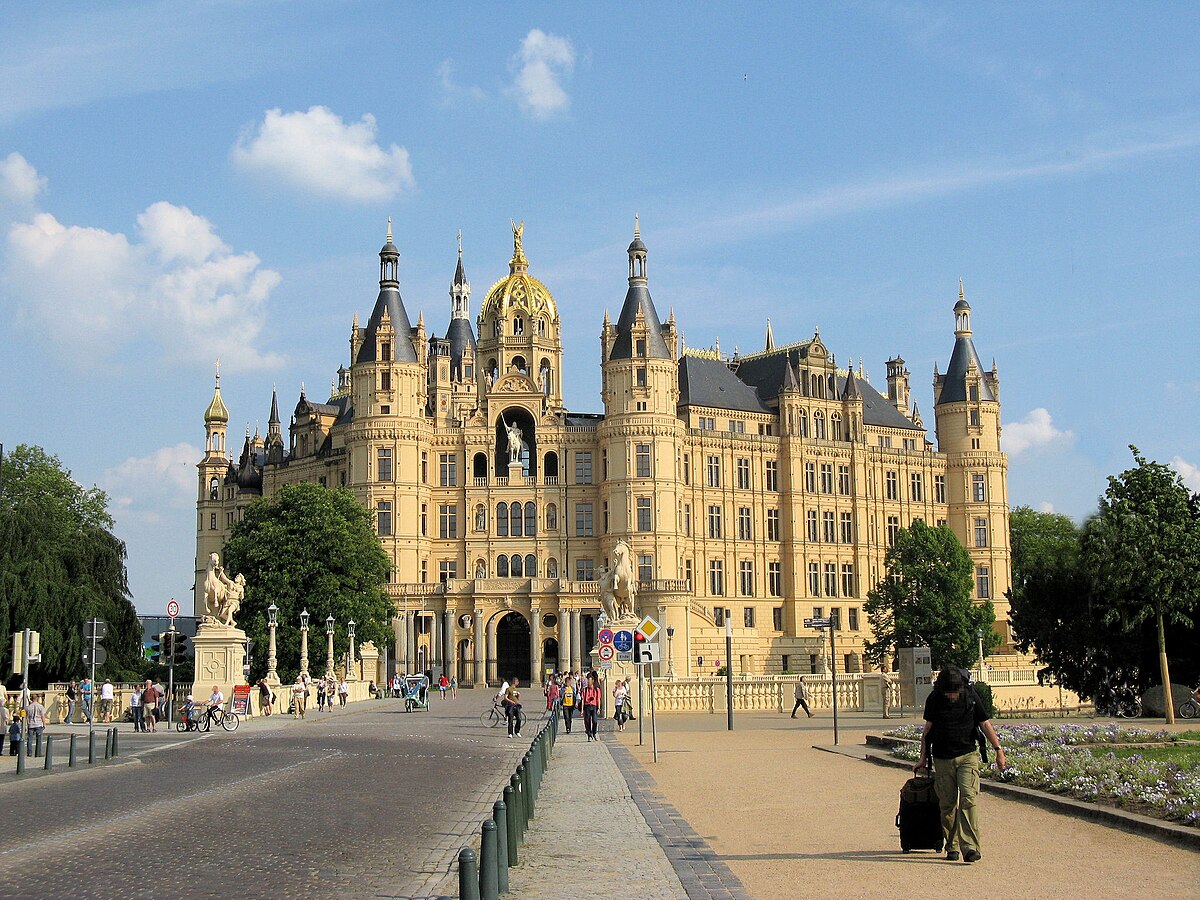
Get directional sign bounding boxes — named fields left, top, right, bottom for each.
left=803, top=617, right=832, bottom=629
left=613, top=630, right=634, bottom=653
left=634, top=641, right=660, bottom=665
left=84, top=620, right=108, bottom=640
left=598, top=628, right=614, bottom=646
left=83, top=646, right=107, bottom=667
left=167, top=600, right=180, bottom=618
left=637, top=615, right=661, bottom=641
left=617, top=651, right=633, bottom=661
left=598, top=644, right=615, bottom=662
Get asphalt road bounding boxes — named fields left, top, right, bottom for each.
left=0, top=694, right=535, bottom=900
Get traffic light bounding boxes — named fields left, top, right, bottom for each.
left=633, top=631, right=648, bottom=663
left=147, top=634, right=162, bottom=663
left=162, top=631, right=175, bottom=659
left=171, top=633, right=190, bottom=665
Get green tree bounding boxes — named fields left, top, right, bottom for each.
left=0, top=445, right=144, bottom=686
left=1009, top=505, right=1080, bottom=591
left=864, top=520, right=998, bottom=671
left=221, top=483, right=392, bottom=682
left=1080, top=447, right=1200, bottom=723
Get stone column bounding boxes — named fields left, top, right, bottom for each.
left=429, top=612, right=439, bottom=673
left=558, top=607, right=571, bottom=673
left=486, top=615, right=499, bottom=684
left=394, top=616, right=406, bottom=677
left=530, top=607, right=541, bottom=686
left=443, top=609, right=455, bottom=680
left=473, top=608, right=485, bottom=687
left=570, top=609, right=582, bottom=673
left=406, top=612, right=417, bottom=672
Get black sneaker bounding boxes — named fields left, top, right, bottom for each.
left=945, top=851, right=960, bottom=861
left=963, top=849, right=981, bottom=863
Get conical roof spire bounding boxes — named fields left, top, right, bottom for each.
left=610, top=220, right=668, bottom=360
left=765, top=318, right=775, bottom=351
left=842, top=361, right=863, bottom=400
left=268, top=384, right=280, bottom=427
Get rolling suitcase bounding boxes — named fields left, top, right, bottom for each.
left=896, top=774, right=944, bottom=852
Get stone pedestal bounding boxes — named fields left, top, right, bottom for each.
left=190, top=623, right=248, bottom=704
left=860, top=672, right=889, bottom=716
left=359, top=641, right=379, bottom=686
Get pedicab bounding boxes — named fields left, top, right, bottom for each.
left=401, top=675, right=431, bottom=712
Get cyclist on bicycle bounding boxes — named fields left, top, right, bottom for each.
left=206, top=685, right=225, bottom=728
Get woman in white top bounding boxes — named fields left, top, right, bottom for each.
left=612, top=680, right=629, bottom=732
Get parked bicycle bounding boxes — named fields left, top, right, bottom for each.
left=480, top=699, right=526, bottom=731
left=1179, top=687, right=1200, bottom=720
left=1094, top=683, right=1142, bottom=719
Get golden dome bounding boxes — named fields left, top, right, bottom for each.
left=479, top=221, right=558, bottom=323
left=204, top=365, right=229, bottom=424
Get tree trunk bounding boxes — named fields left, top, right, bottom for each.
left=1157, top=608, right=1174, bottom=725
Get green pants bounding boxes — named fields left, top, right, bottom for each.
left=933, top=751, right=981, bottom=853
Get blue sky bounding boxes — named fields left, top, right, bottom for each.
left=2, top=2, right=1198, bottom=614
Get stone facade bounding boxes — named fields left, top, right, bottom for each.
left=195, top=222, right=1013, bottom=686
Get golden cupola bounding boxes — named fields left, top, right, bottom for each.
left=478, top=220, right=559, bottom=332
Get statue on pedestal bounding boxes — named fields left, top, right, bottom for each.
left=500, top=413, right=524, bottom=464
left=202, top=552, right=244, bottom=627
left=598, top=540, right=638, bottom=622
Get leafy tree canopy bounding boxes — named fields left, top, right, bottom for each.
left=1009, top=505, right=1079, bottom=591
left=222, top=483, right=393, bottom=682
left=864, top=519, right=998, bottom=671
left=1, top=444, right=143, bottom=686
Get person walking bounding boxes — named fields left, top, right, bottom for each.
left=450, top=675, right=458, bottom=698
left=914, top=668, right=1006, bottom=864
left=581, top=672, right=602, bottom=742
left=257, top=678, right=274, bottom=716
left=337, top=679, right=349, bottom=708
left=80, top=677, right=94, bottom=723
left=439, top=674, right=448, bottom=699
left=100, top=679, right=115, bottom=722
left=503, top=677, right=523, bottom=738
left=560, top=677, right=576, bottom=734
left=0, top=700, right=9, bottom=757
left=612, top=679, right=629, bottom=733
left=24, top=694, right=47, bottom=744
left=65, top=681, right=78, bottom=725
left=292, top=676, right=307, bottom=719
left=141, top=680, right=160, bottom=733
left=129, top=684, right=144, bottom=732
left=316, top=679, right=327, bottom=712
left=791, top=676, right=813, bottom=718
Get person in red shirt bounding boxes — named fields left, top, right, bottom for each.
left=581, top=672, right=603, bottom=742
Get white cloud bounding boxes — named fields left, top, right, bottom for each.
left=1038, top=501, right=1056, bottom=514
left=438, top=59, right=487, bottom=104
left=1003, top=408, right=1074, bottom=455
left=511, top=29, right=575, bottom=120
left=231, top=106, right=414, bottom=202
left=4, top=168, right=282, bottom=371
left=0, top=152, right=46, bottom=207
left=101, top=443, right=202, bottom=525
left=1171, top=456, right=1200, bottom=493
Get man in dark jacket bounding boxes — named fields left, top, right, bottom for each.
left=913, top=668, right=1005, bottom=863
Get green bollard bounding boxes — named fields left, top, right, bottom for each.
left=510, top=772, right=524, bottom=843
left=503, top=785, right=519, bottom=867
left=479, top=819, right=499, bottom=900
left=16, top=736, right=25, bottom=774
left=43, top=736, right=54, bottom=771
left=111, top=728, right=119, bottom=758
left=458, top=847, right=480, bottom=900
left=34, top=731, right=42, bottom=758
left=104, top=728, right=112, bottom=759
left=515, top=765, right=528, bottom=837
left=493, top=799, right=509, bottom=894
left=69, top=733, right=78, bottom=767
left=88, top=730, right=96, bottom=764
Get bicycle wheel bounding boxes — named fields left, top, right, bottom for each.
left=480, top=707, right=501, bottom=728
left=1180, top=700, right=1198, bottom=720
left=221, top=712, right=240, bottom=732
left=176, top=718, right=187, bottom=732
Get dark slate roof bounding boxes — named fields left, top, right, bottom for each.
left=326, top=394, right=353, bottom=428
left=938, top=334, right=995, bottom=405
left=453, top=253, right=467, bottom=286
left=446, top=317, right=476, bottom=375
left=609, top=283, right=671, bottom=360
left=734, top=348, right=810, bottom=400
left=356, top=286, right=418, bottom=364
left=842, top=367, right=863, bottom=400
left=564, top=413, right=604, bottom=427
left=846, top=375, right=924, bottom=431
left=268, top=387, right=280, bottom=426
left=678, top=355, right=773, bottom=413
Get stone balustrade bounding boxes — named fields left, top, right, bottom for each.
left=648, top=674, right=899, bottom=713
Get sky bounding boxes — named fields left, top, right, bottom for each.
left=1, top=2, right=1198, bottom=615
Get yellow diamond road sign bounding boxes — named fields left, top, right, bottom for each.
left=637, top=615, right=661, bottom=641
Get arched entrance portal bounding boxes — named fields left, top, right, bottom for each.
left=495, top=612, right=531, bottom=684
left=542, top=637, right=559, bottom=681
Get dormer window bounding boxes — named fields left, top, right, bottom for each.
left=636, top=338, right=647, bottom=357
left=969, top=384, right=979, bottom=402
left=381, top=341, right=391, bottom=362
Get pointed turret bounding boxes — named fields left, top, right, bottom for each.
left=609, top=218, right=670, bottom=360
left=841, top=362, right=863, bottom=400
left=445, top=232, right=477, bottom=381
left=782, top=359, right=800, bottom=393
left=937, top=281, right=995, bottom=405
left=356, top=221, right=417, bottom=364
left=765, top=318, right=775, bottom=351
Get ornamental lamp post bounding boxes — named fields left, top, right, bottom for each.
left=266, top=603, right=279, bottom=685
left=299, top=609, right=310, bottom=678
left=666, top=625, right=675, bottom=678
left=348, top=619, right=357, bottom=680
left=325, top=614, right=336, bottom=677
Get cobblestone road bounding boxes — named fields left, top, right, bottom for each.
left=0, top=696, right=536, bottom=900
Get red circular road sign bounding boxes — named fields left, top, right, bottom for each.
left=598, top=644, right=616, bottom=661
left=167, top=600, right=180, bottom=618
left=598, top=628, right=615, bottom=645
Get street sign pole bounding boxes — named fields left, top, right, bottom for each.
left=830, top=623, right=840, bottom=746
left=637, top=673, right=644, bottom=746
left=725, top=616, right=734, bottom=731
left=167, top=622, right=177, bottom=724
left=89, top=619, right=98, bottom=739
left=649, top=662, right=658, bottom=763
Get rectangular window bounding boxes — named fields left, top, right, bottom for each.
left=420, top=503, right=427, bottom=536
left=935, top=474, right=946, bottom=504
left=976, top=565, right=991, bottom=599
left=439, top=560, right=457, bottom=583
left=768, top=562, right=782, bottom=597
left=806, top=510, right=819, bottom=543
left=739, top=561, right=754, bottom=597
left=824, top=563, right=838, bottom=598
left=974, top=517, right=989, bottom=548
left=576, top=558, right=595, bottom=581
left=729, top=419, right=745, bottom=433
left=714, top=606, right=726, bottom=627
left=638, top=554, right=653, bottom=583
left=380, top=369, right=391, bottom=392
left=439, top=504, right=458, bottom=539
left=636, top=367, right=647, bottom=387
left=820, top=463, right=834, bottom=494
left=683, top=453, right=690, bottom=485
left=813, top=606, right=823, bottom=620
left=377, top=501, right=393, bottom=537
left=575, top=503, right=594, bottom=536
left=637, top=497, right=652, bottom=532
left=709, top=559, right=725, bottom=596
left=439, top=453, right=458, bottom=487
left=903, top=438, right=916, bottom=450
left=841, top=563, right=856, bottom=598
left=910, top=472, right=923, bottom=502
left=830, top=607, right=841, bottom=631
left=822, top=511, right=836, bottom=543
left=684, top=558, right=693, bottom=588
left=706, top=455, right=721, bottom=487
left=767, top=508, right=780, bottom=541
left=421, top=451, right=427, bottom=483
left=808, top=562, right=820, bottom=596
left=636, top=443, right=652, bottom=478
left=737, top=506, right=752, bottom=541
left=575, top=452, right=593, bottom=484
left=885, top=470, right=899, bottom=500
left=377, top=448, right=393, bottom=482
left=838, top=464, right=851, bottom=495
left=419, top=560, right=427, bottom=583
left=840, top=511, right=854, bottom=544
left=804, top=462, right=816, bottom=493
left=766, top=460, right=779, bottom=492
left=699, top=416, right=715, bottom=430
left=773, top=606, right=783, bottom=631
left=707, top=504, right=723, bottom=539
left=603, top=501, right=609, bottom=534
left=887, top=515, right=901, bottom=546
left=737, top=457, right=751, bottom=489
left=880, top=435, right=891, bottom=448
left=743, top=605, right=755, bottom=626
left=970, top=410, right=980, bottom=427
left=603, top=449, right=609, bottom=480
left=848, top=606, right=860, bottom=630
left=684, top=503, right=692, bottom=536
left=209, top=512, right=216, bottom=530
left=973, top=473, right=987, bottom=503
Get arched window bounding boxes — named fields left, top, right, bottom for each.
left=510, top=554, right=523, bottom=577
left=827, top=373, right=835, bottom=395
left=473, top=452, right=488, bottom=480
left=496, top=503, right=509, bottom=537
left=513, top=317, right=524, bottom=336
left=811, top=375, right=823, bottom=399
left=546, top=503, right=558, bottom=530
left=512, top=355, right=527, bottom=374
left=544, top=451, right=558, bottom=479
left=830, top=413, right=842, bottom=441
left=546, top=558, right=559, bottom=578
left=525, top=554, right=537, bottom=577
left=798, top=409, right=808, bottom=438
left=497, top=555, right=509, bottom=577
left=510, top=503, right=523, bottom=537
left=525, top=502, right=537, bottom=536
left=538, top=319, right=546, bottom=336
left=494, top=321, right=501, bottom=337
left=209, top=477, right=219, bottom=500
left=814, top=411, right=826, bottom=440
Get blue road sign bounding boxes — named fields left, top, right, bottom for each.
left=613, top=630, right=634, bottom=653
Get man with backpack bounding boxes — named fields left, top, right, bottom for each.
left=913, top=668, right=1005, bottom=863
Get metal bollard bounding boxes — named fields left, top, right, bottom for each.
left=515, top=764, right=528, bottom=836
left=503, top=785, right=519, bottom=867
left=511, top=771, right=525, bottom=843
left=16, top=736, right=25, bottom=774
left=88, top=730, right=96, bottom=764
left=479, top=819, right=499, bottom=900
left=104, top=728, right=112, bottom=759
left=43, top=736, right=54, bottom=771
left=111, top=728, right=119, bottom=757
left=493, top=799, right=509, bottom=894
left=34, top=731, right=42, bottom=758
left=69, top=733, right=78, bottom=767
left=457, top=847, right=480, bottom=900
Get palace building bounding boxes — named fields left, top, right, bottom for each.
left=195, top=221, right=1013, bottom=686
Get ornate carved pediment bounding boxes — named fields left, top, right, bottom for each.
left=494, top=373, right=537, bottom=394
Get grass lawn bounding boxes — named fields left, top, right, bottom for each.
left=1088, top=742, right=1200, bottom=770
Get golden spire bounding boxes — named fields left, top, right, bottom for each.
left=510, top=219, right=527, bottom=270
left=204, top=359, right=229, bottom=424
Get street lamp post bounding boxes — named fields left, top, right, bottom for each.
left=266, top=603, right=279, bottom=685
left=299, top=609, right=310, bottom=678
left=347, top=619, right=357, bottom=680
left=325, top=614, right=336, bottom=677
left=666, top=625, right=675, bottom=678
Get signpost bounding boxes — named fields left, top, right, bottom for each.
left=83, top=618, right=107, bottom=738
left=805, top=616, right=840, bottom=745
left=597, top=644, right=615, bottom=663
left=166, top=598, right=179, bottom=724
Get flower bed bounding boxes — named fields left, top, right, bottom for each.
left=882, top=724, right=1200, bottom=827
